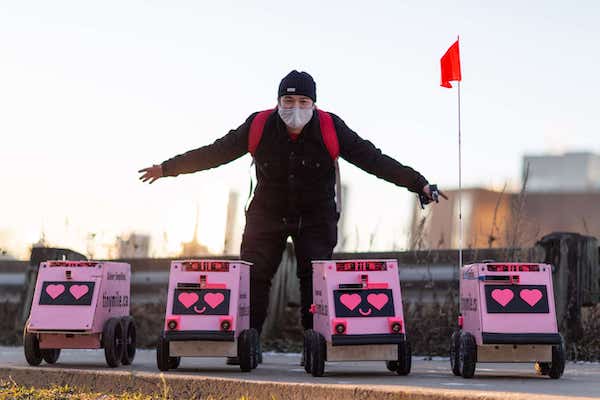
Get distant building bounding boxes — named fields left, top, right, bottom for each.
left=32, top=231, right=48, bottom=249
left=411, top=153, right=600, bottom=249
left=223, top=191, right=239, bottom=255
left=410, top=188, right=513, bottom=249
left=181, top=205, right=210, bottom=257
left=116, top=233, right=150, bottom=259
left=410, top=188, right=600, bottom=250
left=335, top=184, right=349, bottom=252
left=524, top=152, right=600, bottom=192
left=515, top=191, right=600, bottom=242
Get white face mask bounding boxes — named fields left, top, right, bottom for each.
left=278, top=106, right=314, bottom=130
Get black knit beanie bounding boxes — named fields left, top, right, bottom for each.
left=278, top=70, right=317, bottom=102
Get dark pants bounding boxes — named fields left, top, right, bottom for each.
left=241, top=213, right=337, bottom=333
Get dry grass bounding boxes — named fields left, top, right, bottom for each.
left=406, top=291, right=459, bottom=357
left=488, top=183, right=507, bottom=248
left=0, top=303, right=20, bottom=345
left=0, top=379, right=263, bottom=400
left=569, top=305, right=600, bottom=361
left=0, top=379, right=154, bottom=400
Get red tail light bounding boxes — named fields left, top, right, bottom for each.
left=220, top=316, right=233, bottom=331
left=332, top=318, right=347, bottom=334
left=388, top=318, right=403, bottom=334
left=166, top=316, right=180, bottom=331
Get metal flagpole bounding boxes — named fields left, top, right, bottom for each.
left=457, top=80, right=463, bottom=270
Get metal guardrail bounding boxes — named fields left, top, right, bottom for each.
left=0, top=265, right=458, bottom=288
left=0, top=273, right=26, bottom=286
left=0, top=264, right=459, bottom=302
left=0, top=246, right=545, bottom=308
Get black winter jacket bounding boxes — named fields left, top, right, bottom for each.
left=161, top=110, right=428, bottom=221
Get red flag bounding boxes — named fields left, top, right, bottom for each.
left=440, top=40, right=461, bottom=88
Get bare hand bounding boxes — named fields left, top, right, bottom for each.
left=138, top=165, right=163, bottom=184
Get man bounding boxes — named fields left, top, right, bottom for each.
left=139, top=70, right=443, bottom=359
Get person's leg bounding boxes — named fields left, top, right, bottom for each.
left=240, top=214, right=288, bottom=334
left=226, top=214, right=287, bottom=365
left=291, top=218, right=338, bottom=331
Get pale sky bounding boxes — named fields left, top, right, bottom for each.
left=1, top=1, right=598, bottom=259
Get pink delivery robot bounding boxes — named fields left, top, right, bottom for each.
left=24, top=261, right=136, bottom=368
left=157, top=259, right=258, bottom=372
left=304, top=259, right=411, bottom=377
left=450, top=262, right=566, bottom=379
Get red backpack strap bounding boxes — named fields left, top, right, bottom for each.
left=317, top=109, right=339, bottom=159
left=248, top=109, right=275, bottom=156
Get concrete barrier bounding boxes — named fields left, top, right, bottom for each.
left=2, top=366, right=595, bottom=400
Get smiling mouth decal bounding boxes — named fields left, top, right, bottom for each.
left=193, top=305, right=207, bottom=314
left=358, top=307, right=372, bottom=316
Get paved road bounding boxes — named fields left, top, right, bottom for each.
left=2, top=347, right=599, bottom=398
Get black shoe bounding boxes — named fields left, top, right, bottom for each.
left=226, top=356, right=239, bottom=365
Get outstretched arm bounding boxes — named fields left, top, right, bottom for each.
left=333, top=113, right=429, bottom=194
left=138, top=113, right=256, bottom=183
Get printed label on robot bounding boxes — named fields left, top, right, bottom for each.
left=314, top=303, right=328, bottom=315
left=484, top=285, right=549, bottom=313
left=102, top=291, right=129, bottom=311
left=107, top=272, right=127, bottom=280
left=39, top=281, right=95, bottom=305
left=239, top=305, right=250, bottom=317
left=460, top=296, right=478, bottom=311
left=333, top=289, right=395, bottom=317
left=172, top=288, right=231, bottom=315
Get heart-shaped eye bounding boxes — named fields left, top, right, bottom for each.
left=520, top=289, right=543, bottom=307
left=366, top=293, right=389, bottom=310
left=45, top=284, right=65, bottom=299
left=178, top=292, right=199, bottom=309
left=339, top=293, right=361, bottom=310
left=204, top=292, right=225, bottom=309
left=69, top=285, right=89, bottom=300
left=491, top=289, right=514, bottom=307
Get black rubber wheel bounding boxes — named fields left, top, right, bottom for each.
left=23, top=332, right=42, bottom=366
left=458, top=332, right=477, bottom=379
left=156, top=335, right=171, bottom=371
left=256, top=337, right=263, bottom=365
left=548, top=337, right=566, bottom=379
left=102, top=317, right=124, bottom=368
left=120, top=316, right=136, bottom=365
left=303, top=330, right=313, bottom=374
left=169, top=355, right=181, bottom=370
left=41, top=349, right=61, bottom=364
left=535, top=362, right=551, bottom=375
left=385, top=360, right=398, bottom=372
left=309, top=331, right=326, bottom=377
left=238, top=329, right=256, bottom=372
left=396, top=341, right=412, bottom=376
left=226, top=356, right=240, bottom=365
left=450, top=330, right=461, bottom=376
left=248, top=328, right=262, bottom=369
